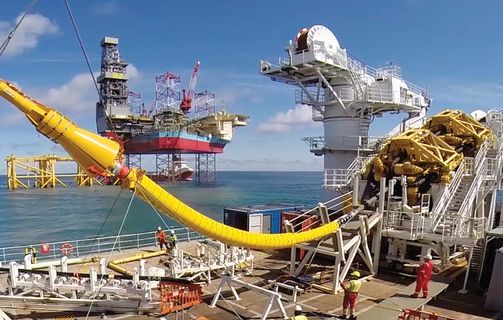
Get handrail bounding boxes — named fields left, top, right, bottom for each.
left=287, top=192, right=353, bottom=227
left=430, top=158, right=466, bottom=231
left=450, top=142, right=489, bottom=238
left=0, top=227, right=203, bottom=264
left=324, top=156, right=372, bottom=189
left=438, top=140, right=489, bottom=239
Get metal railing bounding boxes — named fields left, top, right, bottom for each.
left=431, top=140, right=489, bottom=239
left=429, top=158, right=467, bottom=231
left=434, top=215, right=486, bottom=243
left=285, top=191, right=353, bottom=230
left=383, top=210, right=424, bottom=239
left=324, top=156, right=372, bottom=189
left=0, top=227, right=204, bottom=264
left=367, top=86, right=394, bottom=103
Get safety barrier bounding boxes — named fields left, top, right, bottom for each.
left=0, top=227, right=204, bottom=263
left=399, top=309, right=455, bottom=320
left=159, top=281, right=202, bottom=314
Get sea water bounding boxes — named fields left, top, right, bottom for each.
left=0, top=172, right=323, bottom=247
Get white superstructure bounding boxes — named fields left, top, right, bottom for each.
left=260, top=25, right=429, bottom=189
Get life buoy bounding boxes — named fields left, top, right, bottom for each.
left=60, top=243, right=73, bottom=256
left=40, top=243, right=50, bottom=254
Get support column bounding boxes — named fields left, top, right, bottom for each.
left=372, top=177, right=386, bottom=275
left=459, top=246, right=474, bottom=294
left=289, top=247, right=296, bottom=275
left=487, top=191, right=497, bottom=231
left=352, top=175, right=360, bottom=206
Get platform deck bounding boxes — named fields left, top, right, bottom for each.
left=358, top=275, right=452, bottom=320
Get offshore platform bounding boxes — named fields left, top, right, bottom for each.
left=95, top=37, right=247, bottom=183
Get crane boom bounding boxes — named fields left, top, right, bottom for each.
left=180, top=61, right=200, bottom=113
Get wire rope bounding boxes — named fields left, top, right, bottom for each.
left=85, top=189, right=136, bottom=319
left=63, top=0, right=120, bottom=138
left=0, top=0, right=38, bottom=57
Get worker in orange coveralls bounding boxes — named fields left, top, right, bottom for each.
left=340, top=270, right=363, bottom=320
left=411, top=254, right=433, bottom=298
left=155, top=226, right=168, bottom=251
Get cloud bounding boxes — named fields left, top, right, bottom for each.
left=93, top=0, right=122, bottom=16
left=127, top=64, right=140, bottom=80
left=0, top=13, right=59, bottom=57
left=9, top=142, right=39, bottom=150
left=219, top=157, right=323, bottom=171
left=257, top=104, right=317, bottom=133
left=34, top=64, right=140, bottom=117
left=0, top=111, right=25, bottom=127
left=433, top=82, right=503, bottom=108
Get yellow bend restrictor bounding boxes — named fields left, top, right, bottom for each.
left=133, top=170, right=357, bottom=249
left=0, top=78, right=357, bottom=249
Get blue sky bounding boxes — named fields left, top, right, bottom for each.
left=0, top=0, right=502, bottom=173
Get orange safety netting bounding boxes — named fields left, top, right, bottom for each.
left=159, top=281, right=203, bottom=315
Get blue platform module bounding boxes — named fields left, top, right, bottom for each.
left=223, top=204, right=304, bottom=234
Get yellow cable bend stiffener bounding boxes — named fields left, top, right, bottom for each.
left=134, top=171, right=346, bottom=249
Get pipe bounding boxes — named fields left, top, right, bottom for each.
left=110, top=250, right=167, bottom=265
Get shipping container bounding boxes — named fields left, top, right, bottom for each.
left=224, top=204, right=304, bottom=234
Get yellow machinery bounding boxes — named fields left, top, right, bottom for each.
left=422, top=109, right=493, bottom=156
left=0, top=79, right=357, bottom=249
left=364, top=109, right=492, bottom=206
left=367, top=128, right=463, bottom=182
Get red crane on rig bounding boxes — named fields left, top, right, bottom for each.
left=180, top=61, right=200, bottom=113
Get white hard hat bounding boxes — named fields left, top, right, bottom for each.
left=295, top=305, right=302, bottom=312
left=424, top=254, right=432, bottom=260
left=157, top=226, right=162, bottom=231
left=170, top=230, right=175, bottom=234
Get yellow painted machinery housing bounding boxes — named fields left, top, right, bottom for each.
left=422, top=109, right=494, bottom=156
left=368, top=128, right=463, bottom=183
left=363, top=110, right=494, bottom=206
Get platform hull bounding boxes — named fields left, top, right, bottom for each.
left=124, top=131, right=228, bottom=154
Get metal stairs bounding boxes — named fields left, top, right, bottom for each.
left=432, top=141, right=490, bottom=243
left=347, top=59, right=367, bottom=102
left=469, top=243, right=484, bottom=274
left=438, top=175, right=473, bottom=237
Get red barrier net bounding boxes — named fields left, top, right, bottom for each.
left=159, top=281, right=203, bottom=315
left=399, top=309, right=456, bottom=320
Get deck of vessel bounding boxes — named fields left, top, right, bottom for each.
left=0, top=241, right=500, bottom=320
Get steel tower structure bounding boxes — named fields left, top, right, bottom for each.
left=154, top=71, right=181, bottom=114
left=193, top=90, right=217, bottom=183
left=260, top=25, right=429, bottom=194
left=96, top=37, right=131, bottom=137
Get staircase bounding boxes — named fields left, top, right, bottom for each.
left=469, top=243, right=485, bottom=274
left=438, top=175, right=473, bottom=237
left=347, top=59, right=367, bottom=101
